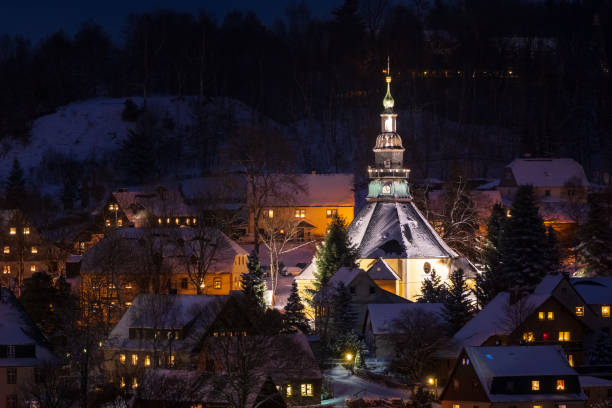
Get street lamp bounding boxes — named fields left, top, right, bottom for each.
left=426, top=376, right=438, bottom=398
left=345, top=353, right=353, bottom=361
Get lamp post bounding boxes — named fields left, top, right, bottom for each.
left=345, top=352, right=355, bottom=375
left=426, top=376, right=438, bottom=399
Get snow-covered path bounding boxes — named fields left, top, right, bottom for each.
left=324, top=365, right=411, bottom=404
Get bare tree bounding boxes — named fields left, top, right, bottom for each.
left=175, top=227, right=225, bottom=295
left=500, top=293, right=537, bottom=343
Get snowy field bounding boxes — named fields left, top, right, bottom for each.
left=324, top=365, right=411, bottom=404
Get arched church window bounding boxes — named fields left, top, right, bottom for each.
left=423, top=262, right=431, bottom=274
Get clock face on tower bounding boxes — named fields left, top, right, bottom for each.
left=382, top=183, right=391, bottom=195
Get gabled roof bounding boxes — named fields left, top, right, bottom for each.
left=109, top=187, right=196, bottom=225
left=367, top=258, right=400, bottom=281
left=348, top=201, right=458, bottom=259
left=466, top=345, right=584, bottom=402
left=367, top=303, right=443, bottom=334
left=327, top=267, right=362, bottom=288
left=0, top=288, right=55, bottom=366
left=571, top=277, right=612, bottom=304
left=505, top=158, right=589, bottom=188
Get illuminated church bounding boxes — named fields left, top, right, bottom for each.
left=347, top=66, right=463, bottom=301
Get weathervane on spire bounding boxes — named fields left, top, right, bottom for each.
left=383, top=56, right=395, bottom=112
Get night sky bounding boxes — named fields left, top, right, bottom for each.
left=1, top=0, right=346, bottom=42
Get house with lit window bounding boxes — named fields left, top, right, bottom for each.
left=570, top=278, right=612, bottom=331
left=0, top=210, right=65, bottom=293
left=100, top=186, right=198, bottom=229
left=80, top=228, right=248, bottom=323
left=441, top=346, right=586, bottom=408
left=440, top=275, right=596, bottom=384
left=0, top=288, right=56, bottom=408
left=250, top=173, right=355, bottom=240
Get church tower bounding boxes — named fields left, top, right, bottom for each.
left=367, top=63, right=411, bottom=201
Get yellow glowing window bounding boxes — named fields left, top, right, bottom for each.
left=30, top=265, right=36, bottom=272
left=286, top=384, right=292, bottom=397
left=558, top=331, right=571, bottom=342
left=144, top=355, right=151, bottom=367
left=169, top=354, right=175, bottom=366
left=213, top=278, right=221, bottom=289
left=158, top=218, right=162, bottom=224
left=453, top=405, right=460, bottom=408
left=538, top=312, right=544, bottom=320
left=9, top=228, right=16, bottom=235
left=193, top=218, right=197, bottom=224
left=117, top=219, right=123, bottom=226
left=602, top=305, right=610, bottom=318
left=532, top=380, right=540, bottom=391
left=31, top=246, right=37, bottom=254
left=295, top=209, right=305, bottom=218
left=301, top=383, right=313, bottom=397
left=556, top=379, right=565, bottom=390
left=125, top=302, right=132, bottom=306
left=2, top=266, right=10, bottom=274
left=120, top=377, right=125, bottom=388
left=119, top=354, right=126, bottom=364
left=105, top=219, right=110, bottom=227
left=548, top=312, right=555, bottom=320
left=265, top=209, right=274, bottom=218
left=166, top=218, right=170, bottom=224
left=575, top=306, right=584, bottom=316
left=175, top=218, right=179, bottom=224
left=326, top=209, right=338, bottom=218
left=132, top=377, right=138, bottom=389
left=109, top=204, right=114, bottom=210
left=534, top=405, right=542, bottom=408
left=567, top=354, right=574, bottom=367
left=23, top=227, right=30, bottom=235
left=523, top=332, right=535, bottom=342
left=186, top=218, right=191, bottom=225
left=131, top=354, right=138, bottom=366
left=3, top=246, right=9, bottom=254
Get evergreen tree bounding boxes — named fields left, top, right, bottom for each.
left=473, top=204, right=507, bottom=308
left=5, top=159, right=26, bottom=209
left=330, top=282, right=357, bottom=336
left=442, top=269, right=473, bottom=335
left=499, top=185, right=550, bottom=292
left=417, top=270, right=447, bottom=303
left=240, top=251, right=266, bottom=312
left=544, top=225, right=561, bottom=273
left=283, top=281, right=309, bottom=334
left=312, top=216, right=357, bottom=290
left=576, top=193, right=612, bottom=276
left=589, top=331, right=612, bottom=365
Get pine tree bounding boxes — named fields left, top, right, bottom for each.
left=544, top=225, right=561, bottom=273
left=5, top=159, right=26, bottom=209
left=473, top=204, right=507, bottom=308
left=417, top=270, right=447, bottom=303
left=499, top=185, right=550, bottom=292
left=330, top=282, right=357, bottom=336
left=443, top=269, right=473, bottom=335
left=576, top=193, right=612, bottom=276
left=589, top=331, right=612, bottom=365
left=313, top=216, right=357, bottom=290
left=283, top=281, right=309, bottom=334
left=241, top=251, right=266, bottom=312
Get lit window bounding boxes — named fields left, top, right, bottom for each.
left=192, top=218, right=197, bottom=225
left=213, top=332, right=218, bottom=337
left=30, top=265, right=36, bottom=272
left=3, top=266, right=10, bottom=274
left=3, top=246, right=9, bottom=254
left=453, top=405, right=460, bottom=408
left=301, top=383, right=313, bottom=397
left=264, top=209, right=274, bottom=218
left=558, top=331, right=571, bottom=342
left=294, top=209, right=305, bottom=218
left=132, top=377, right=138, bottom=389
left=175, top=218, right=179, bottom=225
left=125, top=282, right=132, bottom=289
left=119, top=354, right=126, bottom=364
left=548, top=312, right=555, bottom=320
left=166, top=218, right=170, bottom=224
left=186, top=218, right=191, bottom=225
left=538, top=312, right=544, bottom=320
left=326, top=209, right=338, bottom=218
left=558, top=405, right=567, bottom=408
left=461, top=358, right=470, bottom=365
left=556, top=380, right=565, bottom=390
left=534, top=405, right=542, bottom=408
left=602, top=305, right=610, bottom=318
left=158, top=218, right=162, bottom=224
left=109, top=204, right=114, bottom=211
left=120, top=377, right=125, bottom=388
left=168, top=354, right=175, bottom=366
left=286, top=384, right=293, bottom=397
left=144, top=355, right=151, bottom=367
left=575, top=306, right=584, bottom=316
left=131, top=354, right=138, bottom=366
left=117, top=219, right=123, bottom=226
left=213, top=278, right=221, bottom=289
left=31, top=246, right=37, bottom=254
left=105, top=219, right=110, bottom=227
left=567, top=354, right=574, bottom=367
left=125, top=302, right=132, bottom=306
left=523, top=332, right=534, bottom=343
left=9, top=227, right=16, bottom=235
left=23, top=227, right=30, bottom=235
left=532, top=380, right=540, bottom=391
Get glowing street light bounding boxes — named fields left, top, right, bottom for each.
left=345, top=353, right=353, bottom=361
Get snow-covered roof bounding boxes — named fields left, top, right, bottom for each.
left=579, top=376, right=612, bottom=388
left=466, top=345, right=584, bottom=402
left=533, top=274, right=564, bottom=295
left=257, top=173, right=355, bottom=207
left=348, top=201, right=458, bottom=259
left=327, top=267, right=362, bottom=288
left=111, top=187, right=196, bottom=225
left=506, top=158, right=589, bottom=188
left=0, top=288, right=56, bottom=366
left=475, top=179, right=500, bottom=190
left=367, top=258, right=400, bottom=281
left=367, top=303, right=443, bottom=334
left=571, top=278, right=612, bottom=305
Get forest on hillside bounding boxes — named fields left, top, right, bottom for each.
left=1, top=0, right=612, bottom=182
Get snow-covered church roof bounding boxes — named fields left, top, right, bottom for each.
left=348, top=201, right=458, bottom=259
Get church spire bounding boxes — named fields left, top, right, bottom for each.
left=383, top=56, right=395, bottom=112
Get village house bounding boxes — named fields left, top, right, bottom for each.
left=571, top=277, right=612, bottom=331
left=0, top=288, right=56, bottom=408
left=80, top=227, right=248, bottom=323
left=441, top=346, right=586, bottom=408
left=0, top=209, right=65, bottom=294
left=578, top=376, right=612, bottom=408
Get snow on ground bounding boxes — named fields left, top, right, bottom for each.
left=325, top=365, right=411, bottom=403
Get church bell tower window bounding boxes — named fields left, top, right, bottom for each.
left=382, top=183, right=391, bottom=195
